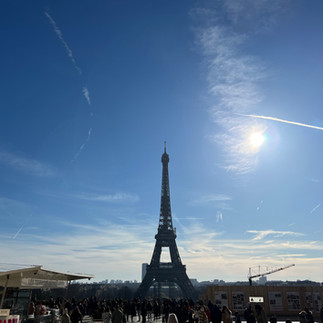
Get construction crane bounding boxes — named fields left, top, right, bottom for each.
left=248, top=264, right=295, bottom=286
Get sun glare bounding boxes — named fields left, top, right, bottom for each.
left=250, top=132, right=265, bottom=148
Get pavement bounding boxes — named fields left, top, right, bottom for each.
left=81, top=315, right=317, bottom=323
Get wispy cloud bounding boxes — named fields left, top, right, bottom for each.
left=216, top=211, right=223, bottom=223
left=192, top=2, right=286, bottom=174
left=191, top=193, right=232, bottom=205
left=223, top=0, right=287, bottom=33
left=0, top=150, right=58, bottom=177
left=247, top=230, right=304, bottom=241
left=0, top=219, right=155, bottom=281
left=0, top=218, right=322, bottom=282
left=74, top=192, right=140, bottom=203
left=240, top=114, right=323, bottom=132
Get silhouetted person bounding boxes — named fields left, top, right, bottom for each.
left=304, top=307, right=314, bottom=323
left=298, top=310, right=307, bottom=323
left=211, top=304, right=222, bottom=323
left=168, top=313, right=179, bottom=323
left=254, top=304, right=267, bottom=323
left=198, top=305, right=208, bottom=323
left=235, top=312, right=241, bottom=323
left=244, top=305, right=255, bottom=323
left=70, top=306, right=82, bottom=323
left=222, top=306, right=232, bottom=323
left=269, top=316, right=277, bottom=323
left=141, top=301, right=147, bottom=323
left=62, top=308, right=71, bottom=323
left=112, top=305, right=125, bottom=323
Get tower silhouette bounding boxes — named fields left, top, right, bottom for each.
left=135, top=143, right=197, bottom=299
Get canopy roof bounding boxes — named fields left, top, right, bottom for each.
left=0, top=266, right=94, bottom=289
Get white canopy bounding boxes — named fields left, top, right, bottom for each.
left=0, top=266, right=94, bottom=289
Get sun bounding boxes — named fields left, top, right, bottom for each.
left=249, top=132, right=265, bottom=148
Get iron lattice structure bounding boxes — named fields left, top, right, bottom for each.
left=135, top=145, right=197, bottom=300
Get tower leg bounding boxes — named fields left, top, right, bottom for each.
left=135, top=272, right=154, bottom=299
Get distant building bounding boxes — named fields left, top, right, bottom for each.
left=213, top=279, right=226, bottom=285
left=190, top=279, right=198, bottom=286
left=258, top=276, right=267, bottom=285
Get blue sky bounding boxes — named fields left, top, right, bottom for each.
left=1, top=0, right=323, bottom=283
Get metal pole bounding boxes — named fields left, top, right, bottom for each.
left=0, top=275, right=10, bottom=308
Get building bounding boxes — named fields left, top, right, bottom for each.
left=203, top=284, right=323, bottom=319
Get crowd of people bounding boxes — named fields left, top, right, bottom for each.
left=28, top=296, right=322, bottom=323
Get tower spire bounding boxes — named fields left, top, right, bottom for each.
left=160, top=142, right=172, bottom=231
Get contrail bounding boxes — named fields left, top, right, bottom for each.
left=44, top=11, right=82, bottom=75
left=45, top=12, right=92, bottom=106
left=71, top=127, right=92, bottom=163
left=12, top=226, right=23, bottom=239
left=83, top=86, right=91, bottom=105
left=12, top=213, right=33, bottom=239
left=310, top=203, right=321, bottom=214
left=240, top=114, right=323, bottom=131
left=45, top=11, right=94, bottom=162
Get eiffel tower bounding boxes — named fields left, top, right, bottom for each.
left=135, top=143, right=197, bottom=299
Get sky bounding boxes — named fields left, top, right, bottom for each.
left=1, top=0, right=323, bottom=284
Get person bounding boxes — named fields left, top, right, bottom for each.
left=234, top=312, right=241, bottom=323
left=163, top=300, right=170, bottom=323
left=102, top=306, right=112, bottom=323
left=269, top=316, right=277, bottom=323
left=198, top=305, right=208, bottom=323
left=130, top=301, right=137, bottom=322
left=70, top=305, right=82, bottom=323
left=304, top=307, right=314, bottom=323
left=112, top=305, right=125, bottom=323
left=222, top=306, right=232, bottom=323
left=211, top=304, right=222, bottom=323
left=298, top=310, right=307, bottom=323
left=254, top=304, right=267, bottom=323
left=137, top=301, right=141, bottom=322
left=61, top=308, right=71, bottom=323
left=244, top=305, right=255, bottom=323
left=124, top=301, right=131, bottom=322
left=167, top=313, right=178, bottom=323
left=141, top=300, right=147, bottom=323
left=28, top=301, right=35, bottom=318
left=35, top=301, right=47, bottom=316
left=146, top=301, right=153, bottom=321
left=188, top=306, right=195, bottom=323
left=153, top=300, right=160, bottom=321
